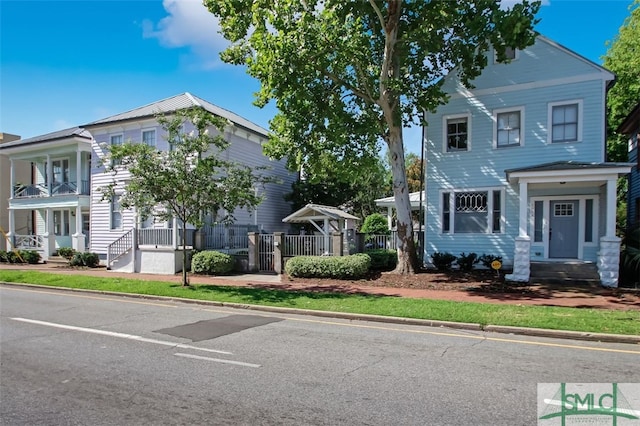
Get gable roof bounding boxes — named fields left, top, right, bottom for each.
left=0, top=126, right=92, bottom=150
left=535, top=34, right=614, bottom=79
left=439, top=33, right=614, bottom=92
left=282, top=204, right=360, bottom=223
left=83, top=92, right=269, bottom=137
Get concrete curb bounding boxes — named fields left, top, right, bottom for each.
left=2, top=281, right=639, bottom=345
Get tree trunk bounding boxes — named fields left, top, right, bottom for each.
left=387, top=126, right=419, bottom=274
left=181, top=224, right=189, bottom=287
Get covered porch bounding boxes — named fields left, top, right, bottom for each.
left=505, top=161, right=633, bottom=287
left=8, top=202, right=90, bottom=260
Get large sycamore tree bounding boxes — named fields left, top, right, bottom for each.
left=102, top=107, right=272, bottom=286
left=205, top=0, right=540, bottom=274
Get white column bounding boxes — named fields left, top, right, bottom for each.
left=518, top=180, right=528, bottom=237
left=597, top=177, right=621, bottom=287
left=9, top=159, right=15, bottom=199
left=46, top=154, right=52, bottom=195
left=506, top=180, right=531, bottom=283
left=72, top=205, right=84, bottom=252
left=324, top=217, right=330, bottom=254
left=387, top=206, right=393, bottom=230
left=7, top=209, right=15, bottom=240
left=76, top=150, right=82, bottom=194
left=605, top=178, right=617, bottom=237
left=172, top=216, right=178, bottom=249
left=43, top=208, right=55, bottom=260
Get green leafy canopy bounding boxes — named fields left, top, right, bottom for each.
left=205, top=0, right=540, bottom=273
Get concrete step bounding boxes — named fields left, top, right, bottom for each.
left=530, top=262, right=600, bottom=285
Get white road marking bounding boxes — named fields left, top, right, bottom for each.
left=11, top=317, right=232, bottom=355
left=174, top=352, right=261, bottom=368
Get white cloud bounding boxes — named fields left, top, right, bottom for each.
left=143, top=0, right=229, bottom=69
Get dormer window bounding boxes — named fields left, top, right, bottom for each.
left=494, top=46, right=517, bottom=63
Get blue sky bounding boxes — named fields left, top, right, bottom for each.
left=0, top=0, right=635, bottom=154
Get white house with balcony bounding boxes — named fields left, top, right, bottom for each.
left=0, top=127, right=93, bottom=259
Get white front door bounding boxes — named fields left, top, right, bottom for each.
left=549, top=200, right=579, bottom=258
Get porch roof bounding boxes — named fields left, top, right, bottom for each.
left=375, top=191, right=425, bottom=209
left=505, top=161, right=633, bottom=183
left=0, top=127, right=91, bottom=151
left=282, top=204, right=360, bottom=224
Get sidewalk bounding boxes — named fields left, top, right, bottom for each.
left=1, top=262, right=638, bottom=311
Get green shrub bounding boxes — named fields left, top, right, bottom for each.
left=82, top=252, right=100, bottom=268
left=192, top=251, right=234, bottom=275
left=457, top=252, right=479, bottom=272
left=6, top=251, right=22, bottom=264
left=20, top=250, right=41, bottom=264
left=69, top=252, right=100, bottom=268
left=367, top=249, right=397, bottom=271
left=285, top=254, right=371, bottom=279
left=478, top=254, right=503, bottom=269
left=0, top=250, right=8, bottom=262
left=57, top=247, right=76, bottom=260
left=431, top=252, right=456, bottom=271
left=70, top=253, right=84, bottom=267
left=360, top=213, right=390, bottom=236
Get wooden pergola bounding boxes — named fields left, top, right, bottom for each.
left=282, top=204, right=360, bottom=248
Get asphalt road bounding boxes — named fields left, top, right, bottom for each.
left=1, top=285, right=639, bottom=425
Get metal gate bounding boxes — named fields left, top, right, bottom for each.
left=258, top=234, right=274, bottom=272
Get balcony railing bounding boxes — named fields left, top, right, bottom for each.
left=12, top=180, right=91, bottom=198
left=13, top=184, right=48, bottom=198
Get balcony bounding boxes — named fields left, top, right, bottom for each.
left=13, top=180, right=90, bottom=199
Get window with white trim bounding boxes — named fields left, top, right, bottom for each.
left=495, top=108, right=523, bottom=148
left=442, top=189, right=503, bottom=234
left=111, top=196, right=122, bottom=230
left=110, top=134, right=123, bottom=166
left=110, top=134, right=123, bottom=146
left=142, top=129, right=156, bottom=147
left=550, top=102, right=580, bottom=143
left=445, top=116, right=469, bottom=152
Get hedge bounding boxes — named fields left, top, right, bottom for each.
left=192, top=250, right=234, bottom=275
left=366, top=249, right=397, bottom=271
left=285, top=254, right=371, bottom=279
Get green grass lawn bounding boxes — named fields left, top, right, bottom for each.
left=1, top=270, right=638, bottom=336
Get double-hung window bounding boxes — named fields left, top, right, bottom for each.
left=445, top=115, right=470, bottom=152
left=549, top=101, right=582, bottom=143
left=442, top=189, right=503, bottom=234
left=142, top=129, right=156, bottom=147
left=111, top=196, right=122, bottom=230
left=494, top=107, right=523, bottom=148
left=110, top=134, right=123, bottom=165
